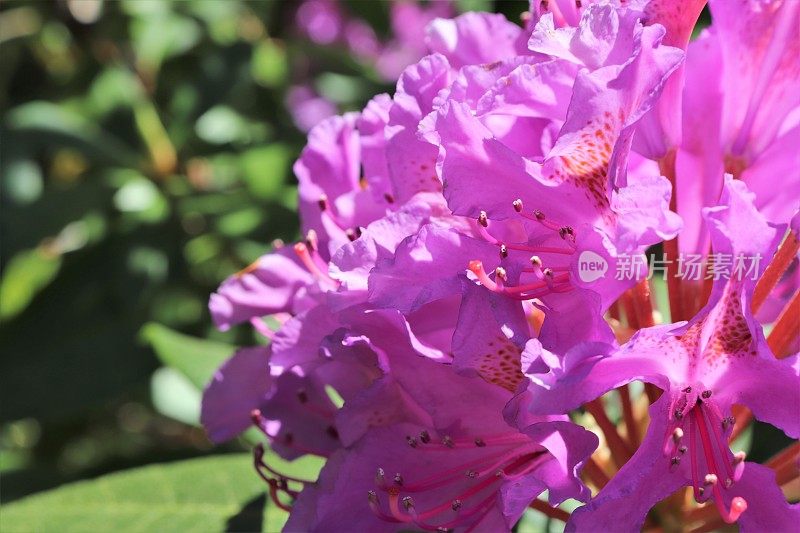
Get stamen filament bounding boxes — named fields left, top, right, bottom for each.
left=693, top=410, right=748, bottom=523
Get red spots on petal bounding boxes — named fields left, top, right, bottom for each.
left=475, top=335, right=524, bottom=392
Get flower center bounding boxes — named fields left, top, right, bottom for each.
left=368, top=430, right=547, bottom=531
left=664, top=387, right=748, bottom=523
left=468, top=201, right=575, bottom=301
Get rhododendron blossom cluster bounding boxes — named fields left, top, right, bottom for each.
left=202, top=1, right=799, bottom=531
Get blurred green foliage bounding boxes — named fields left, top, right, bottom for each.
left=0, top=0, right=423, bottom=507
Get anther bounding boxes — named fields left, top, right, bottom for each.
left=474, top=438, right=486, bottom=447
left=702, top=390, right=712, bottom=399
left=495, top=267, right=508, bottom=282
left=393, top=473, right=403, bottom=486
left=670, top=457, right=681, bottom=468
left=272, top=238, right=285, bottom=249
left=672, top=428, right=684, bottom=443
left=297, top=389, right=308, bottom=403
left=533, top=210, right=545, bottom=220
left=558, top=226, right=574, bottom=240
left=722, top=416, right=735, bottom=429
left=375, top=468, right=386, bottom=485
left=704, top=474, right=718, bottom=486
left=402, top=496, right=414, bottom=510
left=419, top=430, right=431, bottom=444
left=678, top=446, right=687, bottom=454
left=500, top=244, right=508, bottom=258
left=733, top=451, right=746, bottom=464
left=345, top=227, right=362, bottom=241
left=698, top=486, right=705, bottom=496
left=530, top=255, right=542, bottom=267
left=466, top=470, right=478, bottom=478
left=683, top=386, right=692, bottom=394
left=437, top=528, right=453, bottom=533
left=442, top=435, right=454, bottom=448
left=478, top=211, right=488, bottom=228
left=317, top=194, right=328, bottom=211
left=305, top=229, right=318, bottom=252
left=512, top=199, right=523, bottom=212
left=543, top=268, right=553, bottom=278
left=451, top=499, right=463, bottom=511
left=368, top=490, right=378, bottom=504
left=674, top=410, right=684, bottom=420
left=326, top=426, right=339, bottom=439
left=383, top=193, right=395, bottom=204
left=406, top=436, right=418, bottom=448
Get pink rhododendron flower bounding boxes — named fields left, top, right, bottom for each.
left=200, top=2, right=800, bottom=530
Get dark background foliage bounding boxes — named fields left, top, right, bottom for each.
left=0, top=0, right=536, bottom=506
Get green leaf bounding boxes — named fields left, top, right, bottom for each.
left=151, top=367, right=202, bottom=425
left=140, top=322, right=236, bottom=390
left=240, top=144, right=293, bottom=201
left=6, top=101, right=139, bottom=166
left=0, top=249, right=62, bottom=321
left=0, top=454, right=288, bottom=532
left=251, top=40, right=288, bottom=88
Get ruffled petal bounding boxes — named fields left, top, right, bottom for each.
left=565, top=395, right=687, bottom=532
left=208, top=247, right=315, bottom=330
left=200, top=347, right=270, bottom=443
left=426, top=12, right=524, bottom=69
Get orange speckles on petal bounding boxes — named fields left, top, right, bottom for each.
left=475, top=335, right=524, bottom=392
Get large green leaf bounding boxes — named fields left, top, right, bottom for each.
left=140, top=322, right=236, bottom=390
left=0, top=454, right=287, bottom=532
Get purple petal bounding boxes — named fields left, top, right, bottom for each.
left=200, top=347, right=270, bottom=443
left=734, top=462, right=800, bottom=532
left=426, top=12, right=524, bottom=69
left=565, top=395, right=687, bottom=531
left=208, top=247, right=315, bottom=330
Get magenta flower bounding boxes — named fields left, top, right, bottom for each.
left=284, top=334, right=597, bottom=532
left=370, top=4, right=683, bottom=354
left=673, top=0, right=800, bottom=256
left=197, top=3, right=799, bottom=530
left=519, top=178, right=800, bottom=528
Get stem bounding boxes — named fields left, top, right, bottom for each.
left=767, top=288, right=800, bottom=358
left=729, top=404, right=753, bottom=443
left=618, top=384, right=640, bottom=447
left=529, top=499, right=570, bottom=522
left=585, top=399, right=633, bottom=468
left=753, top=231, right=799, bottom=313
left=583, top=457, right=611, bottom=490
left=767, top=442, right=800, bottom=485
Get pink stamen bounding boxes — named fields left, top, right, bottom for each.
left=468, top=261, right=498, bottom=292
left=693, top=409, right=748, bottom=523
left=503, top=242, right=574, bottom=255
left=250, top=317, right=275, bottom=339
left=293, top=242, right=339, bottom=288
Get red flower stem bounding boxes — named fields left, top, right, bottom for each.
left=729, top=404, right=753, bottom=442
left=765, top=442, right=800, bottom=489
left=767, top=288, right=800, bottom=358
left=585, top=399, right=633, bottom=468
left=753, top=231, right=800, bottom=313
left=618, top=384, right=640, bottom=447
left=528, top=499, right=571, bottom=522
left=583, top=457, right=611, bottom=490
